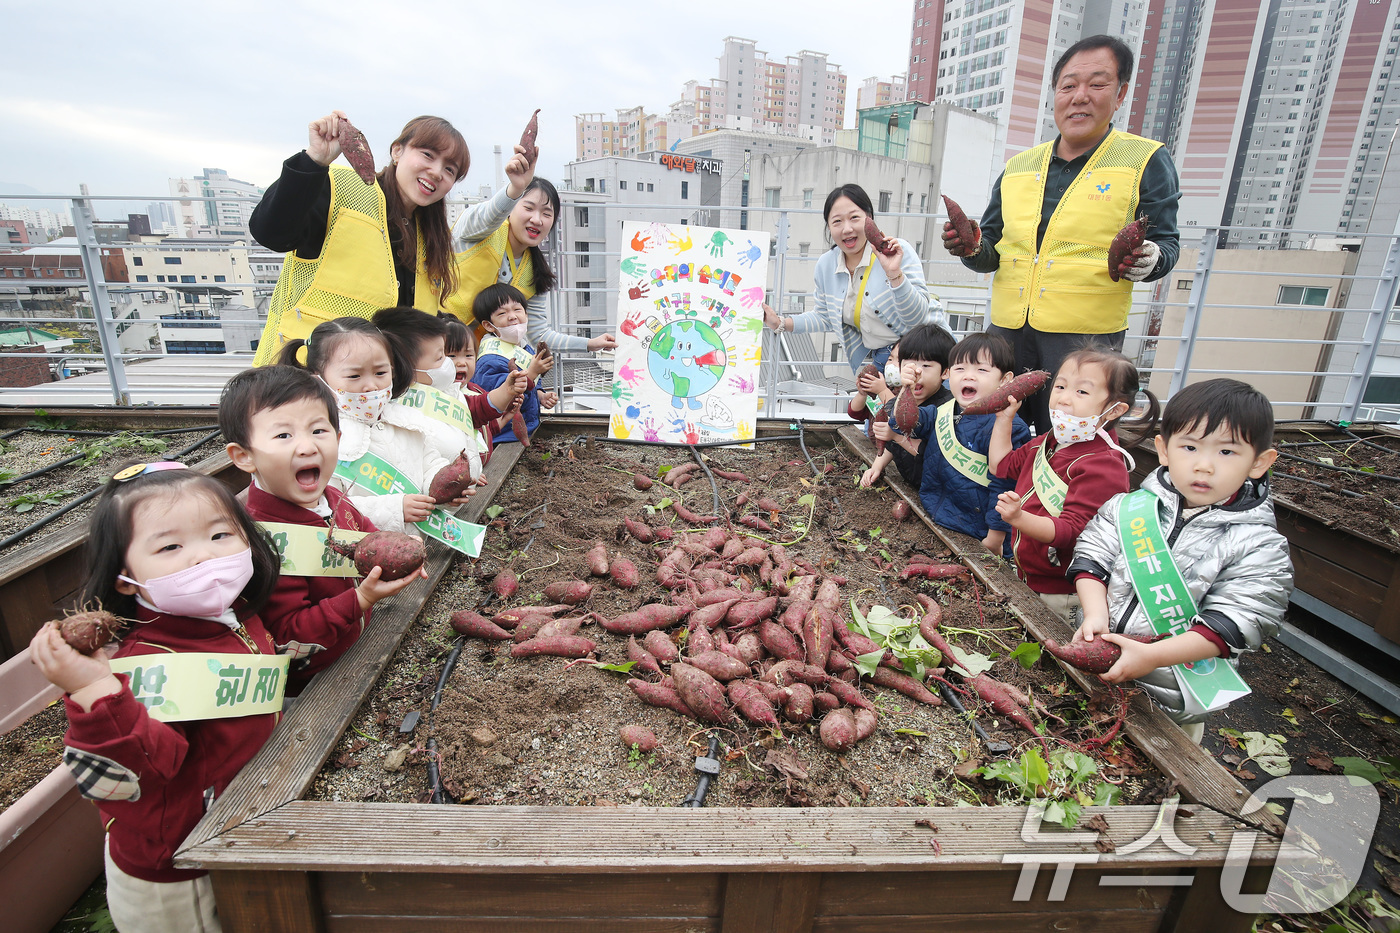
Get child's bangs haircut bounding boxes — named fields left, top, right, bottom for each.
left=948, top=332, right=1014, bottom=372
left=439, top=314, right=473, bottom=356
left=1161, top=378, right=1275, bottom=453
left=82, top=467, right=279, bottom=619
left=895, top=323, right=956, bottom=368
left=219, top=365, right=337, bottom=449
left=472, top=283, right=530, bottom=326
left=277, top=316, right=414, bottom=398
left=372, top=306, right=448, bottom=366
left=1061, top=343, right=1161, bottom=444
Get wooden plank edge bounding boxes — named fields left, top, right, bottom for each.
left=833, top=427, right=1284, bottom=835
left=177, top=442, right=526, bottom=857
left=178, top=802, right=1277, bottom=873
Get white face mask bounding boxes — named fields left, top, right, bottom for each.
left=332, top=385, right=391, bottom=424
left=419, top=357, right=457, bottom=393
left=1049, top=404, right=1136, bottom=467
left=883, top=361, right=902, bottom=387
left=492, top=322, right=527, bottom=346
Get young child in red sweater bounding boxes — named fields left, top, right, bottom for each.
left=28, top=463, right=284, bottom=932
left=220, top=365, right=426, bottom=696
left=987, top=346, right=1159, bottom=621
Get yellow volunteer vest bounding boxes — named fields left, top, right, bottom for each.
left=990, top=130, right=1161, bottom=334
left=441, top=221, right=537, bottom=326
left=253, top=165, right=444, bottom=366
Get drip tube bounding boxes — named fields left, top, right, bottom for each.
left=688, top=445, right=723, bottom=516
left=680, top=733, right=723, bottom=807
left=427, top=637, right=467, bottom=804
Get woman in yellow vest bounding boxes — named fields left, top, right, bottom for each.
left=249, top=112, right=473, bottom=365
left=444, top=144, right=616, bottom=355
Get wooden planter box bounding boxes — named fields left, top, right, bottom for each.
left=173, top=420, right=1278, bottom=933
left=0, top=648, right=104, bottom=933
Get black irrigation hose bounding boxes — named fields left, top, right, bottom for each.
left=427, top=637, right=467, bottom=804
left=1277, top=450, right=1400, bottom=484
left=584, top=433, right=801, bottom=449
left=1, top=427, right=223, bottom=489
left=1272, top=469, right=1364, bottom=498
left=688, top=445, right=723, bottom=516
left=680, top=733, right=723, bottom=807
left=794, top=419, right=823, bottom=479
left=2, top=451, right=86, bottom=487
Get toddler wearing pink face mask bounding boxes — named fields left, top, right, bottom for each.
left=28, top=462, right=283, bottom=933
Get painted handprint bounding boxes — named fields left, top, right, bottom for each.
left=627, top=282, right=650, bottom=301
left=683, top=422, right=700, bottom=445
left=737, top=241, right=763, bottom=268
left=611, top=382, right=633, bottom=403
left=735, top=419, right=755, bottom=441
left=630, top=231, right=652, bottom=252
left=667, top=230, right=693, bottom=251
left=640, top=417, right=661, bottom=443
left=619, top=310, right=646, bottom=338
left=645, top=222, right=672, bottom=243
left=740, top=344, right=762, bottom=364
left=736, top=316, right=763, bottom=338
left=707, top=230, right=732, bottom=257
left=617, top=362, right=644, bottom=387
left=610, top=413, right=632, bottom=439
left=620, top=256, right=646, bottom=279
left=728, top=374, right=755, bottom=394
left=739, top=286, right=764, bottom=308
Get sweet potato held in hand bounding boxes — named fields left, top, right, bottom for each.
left=942, top=194, right=979, bottom=255
left=959, top=370, right=1051, bottom=416
left=327, top=530, right=425, bottom=580
left=519, top=109, right=541, bottom=166
left=337, top=117, right=376, bottom=185
left=59, top=610, right=122, bottom=654
left=863, top=218, right=897, bottom=256
left=1108, top=213, right=1152, bottom=282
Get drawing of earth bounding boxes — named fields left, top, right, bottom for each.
left=648, top=320, right=728, bottom=410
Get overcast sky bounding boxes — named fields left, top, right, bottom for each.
left=1, top=0, right=914, bottom=216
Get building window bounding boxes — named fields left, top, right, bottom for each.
left=156, top=275, right=165, bottom=282
left=578, top=283, right=592, bottom=308
left=878, top=191, right=893, bottom=212
left=619, top=181, right=627, bottom=190
left=647, top=183, right=654, bottom=192
left=1278, top=285, right=1330, bottom=306
left=214, top=275, right=226, bottom=282
left=164, top=256, right=181, bottom=265
left=798, top=242, right=810, bottom=257
left=133, top=256, right=143, bottom=266
left=577, top=242, right=590, bottom=268
left=576, top=206, right=589, bottom=227
left=681, top=181, right=689, bottom=199
left=765, top=187, right=781, bottom=208
left=136, top=274, right=148, bottom=282
left=1177, top=279, right=1193, bottom=290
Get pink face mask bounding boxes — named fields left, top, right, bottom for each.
left=120, top=547, right=254, bottom=620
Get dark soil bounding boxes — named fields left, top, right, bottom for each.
left=1270, top=429, right=1400, bottom=550
left=0, top=700, right=67, bottom=811
left=311, top=435, right=1165, bottom=811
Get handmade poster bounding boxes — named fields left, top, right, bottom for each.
left=609, top=221, right=769, bottom=445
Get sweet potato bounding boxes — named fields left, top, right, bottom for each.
left=899, top=562, right=969, bottom=581
left=783, top=683, right=815, bottom=724
left=633, top=473, right=653, bottom=491
left=942, top=194, right=980, bottom=253
left=802, top=607, right=835, bottom=670
left=891, top=500, right=911, bottom=522
left=491, top=569, right=519, bottom=600
left=755, top=497, right=782, bottom=513
left=814, top=578, right=843, bottom=615
left=519, top=108, right=541, bottom=166
left=449, top=609, right=512, bottom=641
left=869, top=667, right=942, bottom=705
left=492, top=604, right=568, bottom=628
left=619, top=725, right=658, bottom=753
left=696, top=527, right=729, bottom=551
left=337, top=117, right=376, bottom=185
left=813, top=691, right=840, bottom=713
left=58, top=610, right=122, bottom=654
left=819, top=708, right=858, bottom=751
left=856, top=362, right=882, bottom=387
left=1108, top=212, right=1152, bottom=282
left=732, top=632, right=763, bottom=666
left=543, top=580, right=593, bottom=605
left=966, top=673, right=1045, bottom=750
left=697, top=587, right=746, bottom=606
left=959, top=370, right=1052, bottom=416
left=688, top=650, right=750, bottom=682
left=671, top=663, right=732, bottom=724
left=629, top=678, right=694, bottom=718
left=853, top=707, right=879, bottom=741
left=825, top=650, right=855, bottom=676
left=711, top=469, right=751, bottom=483
left=763, top=659, right=829, bottom=688
left=586, top=542, right=610, bottom=577
left=428, top=451, right=476, bottom=503
left=892, top=385, right=920, bottom=434
left=863, top=217, right=897, bottom=257
left=687, top=620, right=716, bottom=655
left=505, top=361, right=531, bottom=446
left=757, top=620, right=803, bottom=662
left=722, top=681, right=774, bottom=727
left=914, top=596, right=969, bottom=673
left=1042, top=634, right=1157, bottom=675
left=746, top=678, right=790, bottom=707
left=538, top=616, right=583, bottom=640
left=824, top=678, right=875, bottom=711
left=726, top=595, right=778, bottom=629
left=510, top=635, right=596, bottom=659
left=622, top=517, right=655, bottom=543
left=599, top=603, right=691, bottom=635
left=609, top=558, right=640, bottom=590
left=642, top=629, right=680, bottom=663
left=689, top=598, right=739, bottom=630
left=872, top=397, right=896, bottom=454
left=720, top=537, right=747, bottom=560
left=779, top=599, right=814, bottom=633
left=327, top=530, right=425, bottom=580
left=673, top=502, right=722, bottom=525
left=628, top=636, right=663, bottom=677
left=730, top=546, right=768, bottom=568
left=663, top=463, right=698, bottom=486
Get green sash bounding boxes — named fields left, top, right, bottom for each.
left=111, top=652, right=289, bottom=722
left=259, top=522, right=367, bottom=577
left=934, top=400, right=990, bottom=487
left=1031, top=440, right=1068, bottom=517
left=334, top=450, right=486, bottom=557
left=397, top=384, right=473, bottom=435
left=1117, top=489, right=1251, bottom=715
left=479, top=334, right=534, bottom=370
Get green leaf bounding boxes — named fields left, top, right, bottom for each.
left=1008, top=642, right=1042, bottom=669
left=797, top=494, right=815, bottom=506
left=1240, top=731, right=1292, bottom=777
left=657, top=497, right=674, bottom=509
left=893, top=728, right=927, bottom=736
left=1011, top=748, right=1050, bottom=795
left=1092, top=781, right=1122, bottom=806
left=853, top=649, right=884, bottom=678
left=1057, top=751, right=1098, bottom=787
left=589, top=660, right=637, bottom=674
left=953, top=647, right=996, bottom=679
left=1334, top=756, right=1385, bottom=785
left=539, top=452, right=552, bottom=460
left=485, top=505, right=504, bottom=520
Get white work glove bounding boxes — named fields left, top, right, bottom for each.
left=1121, top=239, right=1161, bottom=282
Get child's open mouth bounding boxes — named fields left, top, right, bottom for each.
left=296, top=466, right=321, bottom=489
left=959, top=385, right=978, bottom=400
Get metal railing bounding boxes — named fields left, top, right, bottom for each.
left=1, top=191, right=1397, bottom=421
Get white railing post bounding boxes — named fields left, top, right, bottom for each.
left=768, top=211, right=790, bottom=415
left=70, top=197, right=130, bottom=405
left=1339, top=216, right=1400, bottom=423
left=1167, top=226, right=1218, bottom=399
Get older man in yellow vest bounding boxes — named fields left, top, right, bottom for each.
left=944, top=35, right=1180, bottom=433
